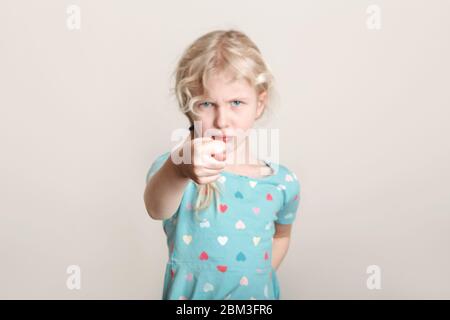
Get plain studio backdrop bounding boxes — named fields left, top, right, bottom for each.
left=1, top=0, right=449, bottom=299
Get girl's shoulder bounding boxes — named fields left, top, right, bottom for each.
left=264, top=159, right=301, bottom=197
left=145, top=151, right=171, bottom=183
left=265, top=160, right=301, bottom=218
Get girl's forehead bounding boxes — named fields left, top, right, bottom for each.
left=202, top=74, right=255, bottom=98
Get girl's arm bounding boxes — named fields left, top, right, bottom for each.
left=143, top=154, right=190, bottom=220
left=143, top=137, right=226, bottom=221
left=271, top=224, right=293, bottom=271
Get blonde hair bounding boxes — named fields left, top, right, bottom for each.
left=171, top=29, right=275, bottom=213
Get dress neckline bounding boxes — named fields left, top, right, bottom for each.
left=220, top=159, right=277, bottom=181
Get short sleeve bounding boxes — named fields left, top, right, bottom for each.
left=275, top=171, right=301, bottom=225
left=145, top=152, right=171, bottom=184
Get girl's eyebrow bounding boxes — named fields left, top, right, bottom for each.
left=201, top=97, right=249, bottom=102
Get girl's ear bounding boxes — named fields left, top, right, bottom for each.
left=255, top=90, right=267, bottom=119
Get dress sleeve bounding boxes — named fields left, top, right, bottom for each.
left=275, top=171, right=301, bottom=225
left=145, top=152, right=171, bottom=184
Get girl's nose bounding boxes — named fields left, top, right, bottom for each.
left=213, top=105, right=230, bottom=129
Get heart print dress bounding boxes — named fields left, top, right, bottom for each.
left=145, top=152, right=301, bottom=300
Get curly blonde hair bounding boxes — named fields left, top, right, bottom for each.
left=171, top=29, right=276, bottom=213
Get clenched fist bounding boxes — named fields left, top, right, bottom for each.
left=172, top=136, right=227, bottom=185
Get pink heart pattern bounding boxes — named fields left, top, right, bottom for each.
left=219, top=204, right=228, bottom=213
left=153, top=155, right=300, bottom=300
left=199, top=251, right=209, bottom=261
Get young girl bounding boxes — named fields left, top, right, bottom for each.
left=144, top=30, right=301, bottom=300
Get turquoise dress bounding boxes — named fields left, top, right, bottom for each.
left=146, top=152, right=301, bottom=300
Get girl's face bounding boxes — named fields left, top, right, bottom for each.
left=190, top=71, right=267, bottom=158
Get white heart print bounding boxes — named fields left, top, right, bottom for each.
left=253, top=236, right=261, bottom=246
left=249, top=181, right=257, bottom=188
left=217, top=236, right=228, bottom=246
left=235, top=220, right=246, bottom=230
left=203, top=282, right=214, bottom=292
left=182, top=235, right=192, bottom=245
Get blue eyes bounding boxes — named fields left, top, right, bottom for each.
left=199, top=102, right=213, bottom=108
left=199, top=100, right=243, bottom=108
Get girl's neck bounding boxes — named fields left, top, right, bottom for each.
left=225, top=136, right=257, bottom=165
left=223, top=136, right=273, bottom=178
